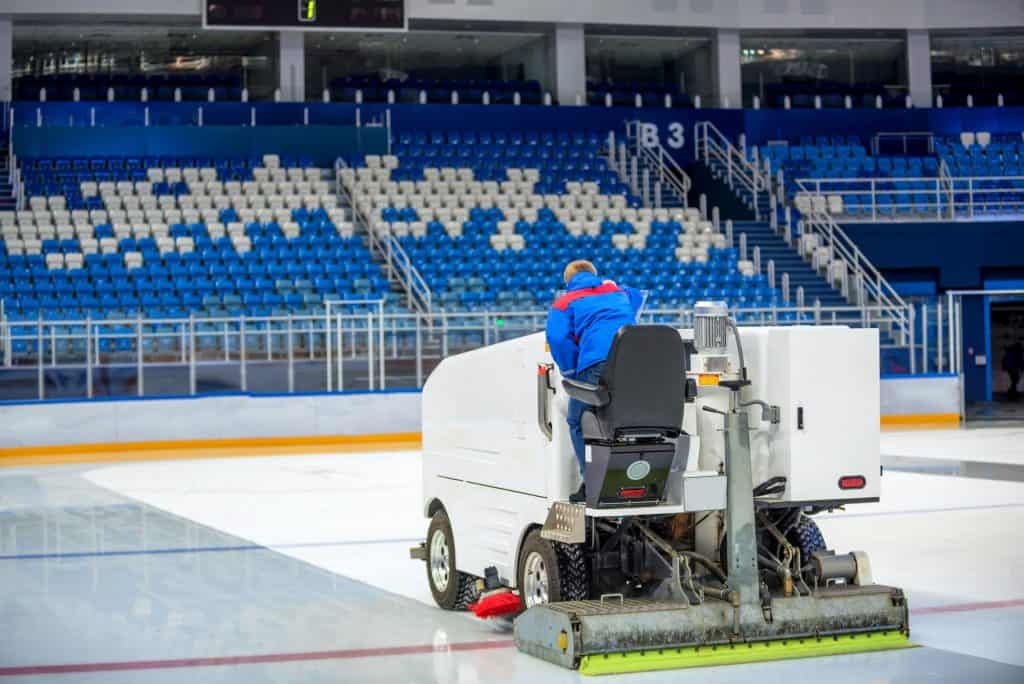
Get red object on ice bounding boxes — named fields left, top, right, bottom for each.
left=469, top=590, right=522, bottom=618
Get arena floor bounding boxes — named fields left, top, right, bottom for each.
left=2, top=428, right=1023, bottom=682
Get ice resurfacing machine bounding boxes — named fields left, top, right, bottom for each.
left=413, top=304, right=912, bottom=674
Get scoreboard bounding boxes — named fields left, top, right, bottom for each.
left=204, top=1, right=406, bottom=31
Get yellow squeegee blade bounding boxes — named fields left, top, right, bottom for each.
left=579, top=630, right=915, bottom=676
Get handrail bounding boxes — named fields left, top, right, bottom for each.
left=5, top=103, right=17, bottom=210
left=6, top=103, right=13, bottom=178
left=0, top=301, right=921, bottom=399
left=384, top=233, right=432, bottom=313
left=797, top=205, right=912, bottom=344
left=0, top=303, right=922, bottom=340
left=0, top=297, right=7, bottom=367
left=794, top=172, right=1024, bottom=222
left=694, top=120, right=771, bottom=219
left=623, top=121, right=691, bottom=208
left=937, top=159, right=955, bottom=220
left=334, top=157, right=433, bottom=315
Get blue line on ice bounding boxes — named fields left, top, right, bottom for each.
left=0, top=536, right=423, bottom=561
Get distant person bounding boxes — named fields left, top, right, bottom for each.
left=545, top=260, right=644, bottom=502
left=1002, top=341, right=1023, bottom=400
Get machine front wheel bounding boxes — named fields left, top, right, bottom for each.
left=426, top=510, right=478, bottom=610
left=517, top=531, right=589, bottom=609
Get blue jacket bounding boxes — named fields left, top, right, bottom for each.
left=545, top=272, right=644, bottom=377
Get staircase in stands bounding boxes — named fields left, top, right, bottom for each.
left=331, top=163, right=433, bottom=317
left=693, top=121, right=867, bottom=310
left=619, top=122, right=844, bottom=310
left=731, top=220, right=846, bottom=307
left=691, top=121, right=918, bottom=370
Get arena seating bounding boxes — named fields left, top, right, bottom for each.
left=765, top=131, right=1024, bottom=220
left=340, top=130, right=778, bottom=313
left=760, top=83, right=903, bottom=109
left=14, top=74, right=243, bottom=102
left=0, top=154, right=392, bottom=333
left=759, top=137, right=940, bottom=215
left=328, top=76, right=543, bottom=104
left=586, top=81, right=692, bottom=108
left=935, top=132, right=1024, bottom=176
left=759, top=136, right=946, bottom=219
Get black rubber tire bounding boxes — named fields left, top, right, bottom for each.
left=554, top=542, right=590, bottom=602
left=792, top=516, right=827, bottom=560
left=517, top=531, right=589, bottom=608
left=426, top=510, right=478, bottom=610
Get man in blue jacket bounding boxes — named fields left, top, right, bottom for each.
left=546, top=260, right=644, bottom=502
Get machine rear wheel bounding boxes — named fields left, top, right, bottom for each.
left=792, top=516, right=826, bottom=559
left=426, top=510, right=477, bottom=610
left=517, top=531, right=589, bottom=609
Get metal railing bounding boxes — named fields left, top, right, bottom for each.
left=794, top=173, right=1024, bottom=222
left=694, top=121, right=771, bottom=220
left=797, top=208, right=913, bottom=356
left=334, top=158, right=433, bottom=314
left=383, top=234, right=432, bottom=313
left=0, top=302, right=918, bottom=402
left=325, top=298, right=386, bottom=392
left=4, top=103, right=18, bottom=210
left=937, top=159, right=956, bottom=220
left=620, top=122, right=692, bottom=209
left=692, top=125, right=912, bottom=358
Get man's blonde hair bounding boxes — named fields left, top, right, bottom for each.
left=563, top=259, right=597, bottom=284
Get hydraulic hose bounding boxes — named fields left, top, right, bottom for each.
left=679, top=550, right=728, bottom=585
left=725, top=318, right=746, bottom=379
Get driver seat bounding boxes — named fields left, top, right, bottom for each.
left=562, top=325, right=689, bottom=507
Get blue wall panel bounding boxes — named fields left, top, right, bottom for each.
left=13, top=125, right=386, bottom=166
left=15, top=101, right=1024, bottom=165
left=843, top=221, right=1024, bottom=289
left=960, top=295, right=989, bottom=402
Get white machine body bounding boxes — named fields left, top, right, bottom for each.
left=421, top=325, right=880, bottom=585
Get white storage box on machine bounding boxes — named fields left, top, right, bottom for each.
left=739, top=326, right=881, bottom=505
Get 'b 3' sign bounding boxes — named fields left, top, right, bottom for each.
left=638, top=122, right=686, bottom=151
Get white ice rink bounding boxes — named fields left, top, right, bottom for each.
left=2, top=427, right=1022, bottom=682
left=82, top=429, right=1024, bottom=666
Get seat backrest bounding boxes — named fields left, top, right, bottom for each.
left=594, top=325, right=685, bottom=437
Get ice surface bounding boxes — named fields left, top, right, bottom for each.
left=81, top=440, right=1024, bottom=670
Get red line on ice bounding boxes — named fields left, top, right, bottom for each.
left=6, top=598, right=1024, bottom=677
left=912, top=597, right=1024, bottom=616
left=0, top=639, right=515, bottom=677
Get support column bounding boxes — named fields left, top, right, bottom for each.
left=712, top=28, right=741, bottom=109
left=906, top=29, right=932, bottom=108
left=552, top=23, right=585, bottom=106
left=278, top=31, right=305, bottom=102
left=0, top=18, right=11, bottom=103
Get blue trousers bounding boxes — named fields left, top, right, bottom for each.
left=567, top=361, right=606, bottom=477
